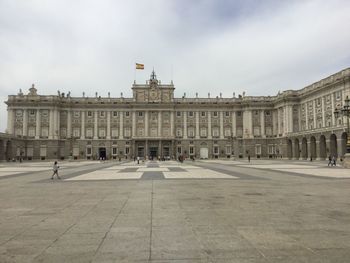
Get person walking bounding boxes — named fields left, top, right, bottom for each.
left=51, top=161, right=61, bottom=179
left=248, top=155, right=251, bottom=163
left=137, top=156, right=140, bottom=164
left=332, top=156, right=336, bottom=166
left=328, top=155, right=332, bottom=166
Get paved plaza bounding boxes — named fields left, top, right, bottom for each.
left=0, top=159, right=350, bottom=262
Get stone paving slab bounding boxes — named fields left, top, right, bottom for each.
left=1, top=160, right=350, bottom=262
left=65, top=171, right=143, bottom=180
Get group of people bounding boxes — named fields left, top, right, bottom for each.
left=327, top=156, right=337, bottom=166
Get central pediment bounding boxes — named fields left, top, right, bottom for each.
left=132, top=70, right=174, bottom=103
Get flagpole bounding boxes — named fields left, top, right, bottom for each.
left=134, top=64, right=136, bottom=83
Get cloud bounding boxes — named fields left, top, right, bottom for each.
left=0, top=0, right=350, bottom=132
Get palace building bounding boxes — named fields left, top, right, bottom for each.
left=1, top=68, right=350, bottom=161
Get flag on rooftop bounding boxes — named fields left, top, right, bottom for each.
left=136, top=63, right=144, bottom=70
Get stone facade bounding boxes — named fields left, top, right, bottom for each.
left=2, top=69, right=350, bottom=161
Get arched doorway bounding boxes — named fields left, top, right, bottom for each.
left=341, top=132, right=348, bottom=157
left=301, top=138, right=308, bottom=159
left=294, top=138, right=300, bottom=159
left=310, top=136, right=316, bottom=159
left=319, top=135, right=326, bottom=159
left=330, top=134, right=337, bottom=157
left=287, top=139, right=293, bottom=159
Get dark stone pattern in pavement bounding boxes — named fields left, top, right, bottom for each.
left=141, top=171, right=165, bottom=180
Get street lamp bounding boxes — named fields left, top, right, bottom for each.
left=334, top=95, right=350, bottom=166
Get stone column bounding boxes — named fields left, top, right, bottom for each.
left=243, top=110, right=252, bottom=139
left=313, top=100, right=317, bottom=129
left=220, top=111, right=224, bottom=139
left=94, top=110, right=98, bottom=139
left=35, top=109, right=41, bottom=139
left=119, top=111, right=124, bottom=139
left=80, top=111, right=85, bottom=139
left=53, top=109, right=60, bottom=139
left=183, top=111, right=187, bottom=139
left=107, top=111, right=111, bottom=139
left=331, top=93, right=335, bottom=127
left=260, top=110, right=265, bottom=137
left=170, top=111, right=174, bottom=137
left=158, top=111, right=162, bottom=137
left=145, top=111, right=149, bottom=137
left=53, top=109, right=57, bottom=139
left=277, top=108, right=281, bottom=136
left=321, top=97, right=326, bottom=127
left=232, top=111, right=236, bottom=137
left=49, top=109, right=54, bottom=139
left=289, top=106, right=294, bottom=133
left=305, top=103, right=309, bottom=130
left=207, top=111, right=212, bottom=139
left=195, top=111, right=200, bottom=139
left=22, top=109, right=28, bottom=137
left=7, top=109, right=15, bottom=135
left=132, top=111, right=136, bottom=137
left=67, top=110, right=72, bottom=138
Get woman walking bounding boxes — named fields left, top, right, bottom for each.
left=51, top=161, right=61, bottom=179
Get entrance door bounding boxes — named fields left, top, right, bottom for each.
left=99, top=147, right=106, bottom=160
left=149, top=147, right=158, bottom=160
left=200, top=147, right=208, bottom=159
left=137, top=146, right=144, bottom=158
left=163, top=147, right=170, bottom=159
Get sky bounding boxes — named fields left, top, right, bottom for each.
left=1, top=0, right=350, bottom=132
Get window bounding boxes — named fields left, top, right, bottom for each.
left=265, top=111, right=270, bottom=115
left=177, top=147, right=182, bottom=154
left=335, top=91, right=341, bottom=100
left=255, top=145, right=261, bottom=155
left=40, top=145, right=47, bottom=157
left=138, top=112, right=143, bottom=117
left=87, top=111, right=92, bottom=117
left=213, top=111, right=218, bottom=117
left=86, top=147, right=92, bottom=156
left=100, top=111, right=105, bottom=117
left=237, top=111, right=242, bottom=117
left=99, top=128, right=106, bottom=138
left=317, top=98, right=321, bottom=106
left=224, top=128, right=231, bottom=137
left=225, top=111, right=230, bottom=117
left=86, top=128, right=93, bottom=138
left=176, top=128, right=182, bottom=137
left=41, top=127, right=49, bottom=138
left=188, top=128, right=194, bottom=137
left=212, top=127, right=219, bottom=137
left=125, top=147, right=130, bottom=154
left=111, top=128, right=118, bottom=138
left=74, top=111, right=80, bottom=117
left=113, top=111, right=118, bottom=117
left=189, top=146, right=194, bottom=155
left=29, top=110, right=35, bottom=115
left=73, top=128, right=80, bottom=137
left=225, top=146, right=231, bottom=155
left=125, top=112, right=130, bottom=117
left=188, top=111, right=194, bottom=117
left=112, top=147, right=118, bottom=155
left=124, top=127, right=131, bottom=137
left=28, top=127, right=35, bottom=137
left=200, top=128, right=207, bottom=137
left=214, top=146, right=219, bottom=154
left=201, top=112, right=206, bottom=117
left=176, top=111, right=181, bottom=117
